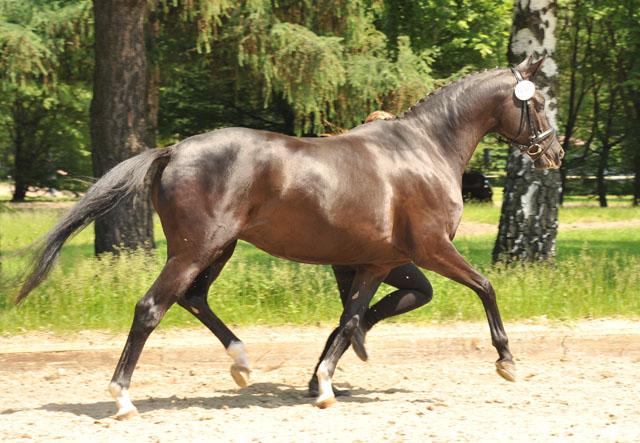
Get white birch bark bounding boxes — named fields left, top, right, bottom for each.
left=493, top=0, right=562, bottom=263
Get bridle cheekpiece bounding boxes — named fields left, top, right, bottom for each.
left=503, top=67, right=556, bottom=161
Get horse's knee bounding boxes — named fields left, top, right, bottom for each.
left=477, top=278, right=496, bottom=301
left=179, top=281, right=210, bottom=309
left=133, top=296, right=166, bottom=331
left=339, top=310, right=363, bottom=332
left=177, top=296, right=205, bottom=317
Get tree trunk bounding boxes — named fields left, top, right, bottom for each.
left=10, top=99, right=27, bottom=202
left=596, top=147, right=609, bottom=207
left=90, top=0, right=154, bottom=255
left=493, top=0, right=562, bottom=264
left=11, top=112, right=27, bottom=202
left=493, top=147, right=562, bottom=263
left=634, top=150, right=640, bottom=207
left=633, top=102, right=640, bottom=207
left=145, top=9, right=160, bottom=149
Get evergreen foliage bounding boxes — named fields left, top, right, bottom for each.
left=379, top=0, right=512, bottom=75
left=156, top=0, right=440, bottom=136
left=0, top=0, right=92, bottom=198
left=0, top=0, right=636, bottom=203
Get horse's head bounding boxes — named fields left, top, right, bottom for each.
left=497, top=56, right=564, bottom=170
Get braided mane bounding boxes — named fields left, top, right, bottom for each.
left=396, top=67, right=507, bottom=120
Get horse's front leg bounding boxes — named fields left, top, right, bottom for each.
left=177, top=241, right=251, bottom=388
left=415, top=239, right=516, bottom=382
left=314, top=266, right=388, bottom=408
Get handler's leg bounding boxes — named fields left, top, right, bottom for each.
left=331, top=263, right=434, bottom=362
left=358, top=262, right=433, bottom=342
left=314, top=266, right=388, bottom=408
left=177, top=241, right=251, bottom=388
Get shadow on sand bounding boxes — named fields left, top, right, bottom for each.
left=2, top=382, right=412, bottom=420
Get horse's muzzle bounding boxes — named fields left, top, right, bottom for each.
left=534, top=140, right=564, bottom=170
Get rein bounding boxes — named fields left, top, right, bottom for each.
left=501, top=68, right=556, bottom=161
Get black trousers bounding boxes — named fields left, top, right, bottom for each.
left=331, top=262, right=433, bottom=330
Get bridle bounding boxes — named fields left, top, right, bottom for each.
left=501, top=68, right=556, bottom=161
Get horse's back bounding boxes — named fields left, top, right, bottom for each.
left=154, top=126, right=413, bottom=265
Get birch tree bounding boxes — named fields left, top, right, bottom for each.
left=493, top=0, right=562, bottom=263
left=0, top=0, right=92, bottom=201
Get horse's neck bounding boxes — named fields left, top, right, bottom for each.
left=401, top=70, right=508, bottom=176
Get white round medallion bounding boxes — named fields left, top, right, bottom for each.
left=515, top=80, right=536, bottom=101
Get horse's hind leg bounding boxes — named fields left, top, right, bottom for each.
left=177, top=240, right=251, bottom=388
left=330, top=264, right=433, bottom=363
left=309, top=263, right=434, bottom=396
left=314, top=266, right=388, bottom=408
left=108, top=253, right=211, bottom=420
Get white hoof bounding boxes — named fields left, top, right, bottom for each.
left=109, top=382, right=138, bottom=420
left=315, top=362, right=337, bottom=408
left=115, top=407, right=139, bottom=420
left=315, top=394, right=337, bottom=409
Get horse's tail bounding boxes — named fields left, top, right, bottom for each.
left=11, top=147, right=173, bottom=303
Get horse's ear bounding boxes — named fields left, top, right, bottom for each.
left=518, top=56, right=546, bottom=80
left=516, top=55, right=534, bottom=71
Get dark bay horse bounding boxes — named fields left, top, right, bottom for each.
left=9, top=56, right=563, bottom=418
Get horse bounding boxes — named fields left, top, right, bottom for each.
left=8, top=56, right=563, bottom=418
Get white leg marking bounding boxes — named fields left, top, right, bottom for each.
left=227, top=340, right=251, bottom=388
left=108, top=382, right=138, bottom=419
left=226, top=341, right=250, bottom=368
left=315, top=362, right=336, bottom=407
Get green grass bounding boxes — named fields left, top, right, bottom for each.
left=562, top=193, right=635, bottom=205
left=460, top=203, right=501, bottom=224
left=1, top=206, right=639, bottom=334
left=462, top=200, right=640, bottom=225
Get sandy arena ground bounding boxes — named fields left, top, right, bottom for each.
left=1, top=320, right=639, bottom=442
left=3, top=188, right=639, bottom=441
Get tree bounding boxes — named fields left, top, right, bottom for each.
left=0, top=0, right=92, bottom=201
left=604, top=0, right=640, bottom=206
left=555, top=0, right=594, bottom=203
left=1, top=85, right=91, bottom=200
left=153, top=0, right=439, bottom=138
left=379, top=0, right=513, bottom=76
left=554, top=0, right=638, bottom=206
left=493, top=0, right=562, bottom=264
left=90, top=0, right=154, bottom=254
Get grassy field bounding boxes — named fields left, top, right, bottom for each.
left=1, top=202, right=639, bottom=333
left=461, top=198, right=640, bottom=225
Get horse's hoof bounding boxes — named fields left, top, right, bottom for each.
left=315, top=395, right=337, bottom=409
left=114, top=407, right=139, bottom=421
left=495, top=360, right=517, bottom=382
left=350, top=326, right=368, bottom=362
left=230, top=363, right=251, bottom=388
left=308, top=379, right=351, bottom=398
